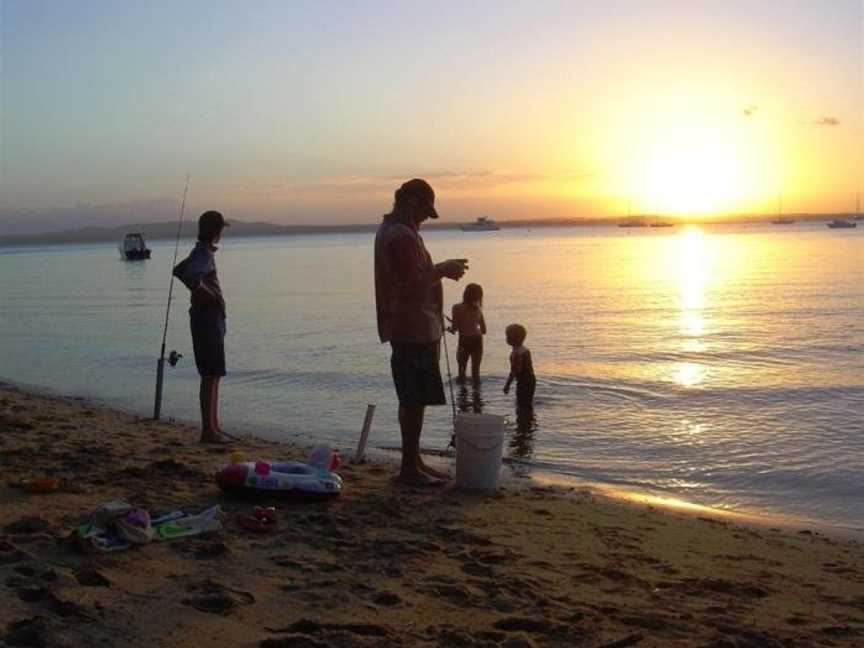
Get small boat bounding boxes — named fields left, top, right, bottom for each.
left=618, top=221, right=647, bottom=228
left=461, top=216, right=500, bottom=232
left=771, top=194, right=794, bottom=225
left=119, top=233, right=151, bottom=260
left=649, top=222, right=674, bottom=228
left=826, top=219, right=857, bottom=229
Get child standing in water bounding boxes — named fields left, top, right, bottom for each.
left=503, top=323, right=536, bottom=408
left=448, top=283, right=486, bottom=383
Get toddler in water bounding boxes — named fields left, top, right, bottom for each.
left=448, top=283, right=486, bottom=383
left=503, top=323, right=536, bottom=408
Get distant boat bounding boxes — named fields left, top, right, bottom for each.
left=826, top=219, right=857, bottom=229
left=649, top=221, right=674, bottom=228
left=461, top=216, right=500, bottom=232
left=771, top=193, right=794, bottom=224
left=618, top=221, right=647, bottom=228
left=119, top=233, right=151, bottom=260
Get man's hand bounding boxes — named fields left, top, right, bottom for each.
left=437, top=259, right=469, bottom=280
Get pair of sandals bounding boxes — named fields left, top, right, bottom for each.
left=237, top=507, right=277, bottom=533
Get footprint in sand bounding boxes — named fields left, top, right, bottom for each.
left=183, top=579, right=255, bottom=615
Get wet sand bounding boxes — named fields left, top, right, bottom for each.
left=1, top=383, right=863, bottom=647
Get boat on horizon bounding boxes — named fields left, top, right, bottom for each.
left=119, top=233, right=151, bottom=260
left=461, top=216, right=500, bottom=232
left=826, top=219, right=857, bottom=229
left=771, top=193, right=794, bottom=224
left=649, top=221, right=674, bottom=228
left=618, top=221, right=647, bottom=228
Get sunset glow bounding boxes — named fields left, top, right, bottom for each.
left=0, top=1, right=861, bottom=230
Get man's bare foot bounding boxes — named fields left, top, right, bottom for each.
left=393, top=471, right=444, bottom=487
left=214, top=428, right=243, bottom=441
left=200, top=433, right=231, bottom=444
left=417, top=459, right=450, bottom=481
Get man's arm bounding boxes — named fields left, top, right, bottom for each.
left=388, top=236, right=466, bottom=296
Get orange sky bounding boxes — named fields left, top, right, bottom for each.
left=1, top=1, right=862, bottom=228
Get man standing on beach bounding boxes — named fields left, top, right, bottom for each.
left=374, top=179, right=468, bottom=485
left=173, top=210, right=230, bottom=444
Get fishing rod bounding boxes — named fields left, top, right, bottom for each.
left=153, top=175, right=190, bottom=420
left=441, top=316, right=458, bottom=451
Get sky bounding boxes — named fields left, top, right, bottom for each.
left=0, top=0, right=862, bottom=232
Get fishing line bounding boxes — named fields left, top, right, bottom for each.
left=441, top=317, right=458, bottom=451
left=153, top=175, right=190, bottom=419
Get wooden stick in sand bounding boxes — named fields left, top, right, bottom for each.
left=353, top=403, right=375, bottom=463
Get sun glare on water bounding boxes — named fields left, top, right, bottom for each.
left=674, top=226, right=711, bottom=387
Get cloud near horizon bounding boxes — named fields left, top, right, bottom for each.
left=806, top=116, right=841, bottom=126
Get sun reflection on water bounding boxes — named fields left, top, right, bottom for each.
left=674, top=226, right=710, bottom=387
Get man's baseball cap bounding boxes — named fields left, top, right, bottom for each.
left=199, top=210, right=230, bottom=229
left=395, top=178, right=438, bottom=219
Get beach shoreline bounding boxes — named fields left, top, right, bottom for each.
left=4, top=377, right=855, bottom=541
left=1, top=383, right=863, bottom=647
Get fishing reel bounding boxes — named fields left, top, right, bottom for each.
left=168, top=350, right=183, bottom=367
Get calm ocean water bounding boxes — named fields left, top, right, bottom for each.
left=1, top=223, right=862, bottom=530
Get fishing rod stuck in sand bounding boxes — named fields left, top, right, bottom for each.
left=153, top=175, right=191, bottom=420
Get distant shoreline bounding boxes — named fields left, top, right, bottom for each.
left=0, top=213, right=857, bottom=248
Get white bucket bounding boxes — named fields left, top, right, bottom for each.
left=455, top=413, right=506, bottom=491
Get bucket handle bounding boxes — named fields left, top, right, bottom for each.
left=458, top=437, right=504, bottom=453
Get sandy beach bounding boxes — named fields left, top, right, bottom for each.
left=1, top=383, right=863, bottom=647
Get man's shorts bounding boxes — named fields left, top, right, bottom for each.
left=390, top=341, right=446, bottom=408
left=190, top=308, right=226, bottom=377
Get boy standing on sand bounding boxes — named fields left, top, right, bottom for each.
left=173, top=211, right=230, bottom=444
left=503, top=323, right=536, bottom=409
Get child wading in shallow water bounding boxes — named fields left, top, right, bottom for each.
left=503, top=323, right=536, bottom=408
left=448, top=283, right=486, bottom=383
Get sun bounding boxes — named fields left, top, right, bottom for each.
left=632, top=125, right=752, bottom=216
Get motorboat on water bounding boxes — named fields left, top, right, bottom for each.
left=461, top=216, right=500, bottom=232
left=826, top=219, right=857, bottom=229
left=119, top=233, right=151, bottom=260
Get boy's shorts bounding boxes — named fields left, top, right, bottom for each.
left=190, top=308, right=226, bottom=377
left=516, top=374, right=536, bottom=408
left=390, top=341, right=446, bottom=408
